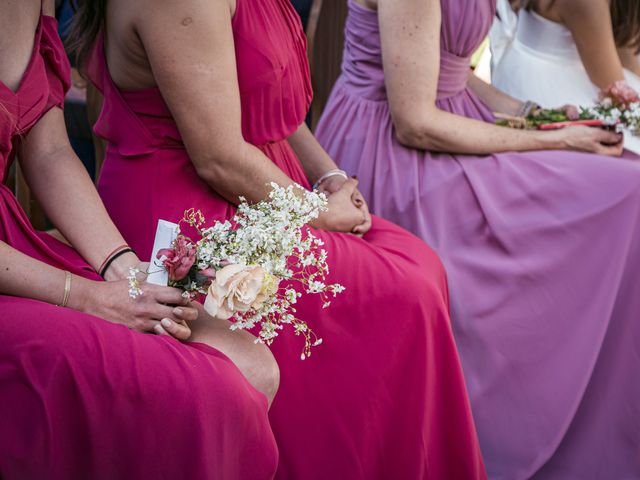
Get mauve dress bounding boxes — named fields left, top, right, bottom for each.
left=316, top=0, right=640, bottom=479
left=0, top=15, right=278, bottom=480
left=88, top=0, right=487, bottom=478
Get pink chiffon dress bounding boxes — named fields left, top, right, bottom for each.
left=87, top=0, right=487, bottom=478
left=316, top=0, right=640, bottom=478
left=0, top=14, right=278, bottom=480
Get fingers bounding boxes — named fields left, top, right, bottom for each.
left=597, top=143, right=624, bottom=157
left=352, top=209, right=372, bottom=236
left=134, top=319, right=162, bottom=333
left=595, top=129, right=623, bottom=145
left=351, top=189, right=365, bottom=208
left=147, top=303, right=201, bottom=325
left=150, top=285, right=191, bottom=306
left=592, top=129, right=624, bottom=156
left=173, top=305, right=199, bottom=322
left=155, top=318, right=192, bottom=341
left=561, top=104, right=579, bottom=120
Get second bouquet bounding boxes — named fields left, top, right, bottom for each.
left=152, top=183, right=345, bottom=359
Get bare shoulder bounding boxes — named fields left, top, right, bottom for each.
left=131, top=0, right=236, bottom=24
left=42, top=0, right=55, bottom=17
left=554, top=0, right=610, bottom=22
left=105, top=0, right=236, bottom=90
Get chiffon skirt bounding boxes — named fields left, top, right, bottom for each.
left=317, top=81, right=640, bottom=479
left=0, top=187, right=278, bottom=480
left=97, top=140, right=487, bottom=480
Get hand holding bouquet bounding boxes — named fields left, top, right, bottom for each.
left=153, top=183, right=345, bottom=359
left=496, top=80, right=640, bottom=135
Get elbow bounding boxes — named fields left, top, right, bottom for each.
left=393, top=116, right=437, bottom=151
left=192, top=150, right=233, bottom=185
left=191, top=140, right=247, bottom=184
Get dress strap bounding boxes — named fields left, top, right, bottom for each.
left=86, top=32, right=161, bottom=156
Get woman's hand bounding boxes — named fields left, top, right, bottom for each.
left=553, top=126, right=624, bottom=156
left=317, top=176, right=372, bottom=236
left=558, top=104, right=580, bottom=120
left=71, top=278, right=198, bottom=340
left=313, top=178, right=369, bottom=234
left=350, top=187, right=372, bottom=236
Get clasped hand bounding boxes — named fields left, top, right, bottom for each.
left=313, top=176, right=372, bottom=236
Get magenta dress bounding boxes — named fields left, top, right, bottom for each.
left=316, top=0, right=640, bottom=479
left=87, top=0, right=487, bottom=478
left=0, top=15, right=278, bottom=480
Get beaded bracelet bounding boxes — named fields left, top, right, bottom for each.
left=518, top=100, right=540, bottom=119
left=312, top=169, right=348, bottom=191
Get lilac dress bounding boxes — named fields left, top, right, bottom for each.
left=316, top=0, right=640, bottom=479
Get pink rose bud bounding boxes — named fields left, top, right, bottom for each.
left=156, top=236, right=196, bottom=282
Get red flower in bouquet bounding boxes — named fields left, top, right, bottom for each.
left=600, top=80, right=640, bottom=108
left=157, top=236, right=196, bottom=282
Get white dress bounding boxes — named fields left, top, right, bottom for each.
left=490, top=0, right=640, bottom=152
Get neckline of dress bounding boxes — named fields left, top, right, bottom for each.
left=349, top=0, right=377, bottom=15
left=524, top=8, right=567, bottom=32
left=0, top=14, right=51, bottom=97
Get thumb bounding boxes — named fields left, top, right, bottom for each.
left=595, top=129, right=623, bottom=145
left=340, top=177, right=359, bottom=195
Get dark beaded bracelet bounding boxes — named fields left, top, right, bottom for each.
left=99, top=247, right=135, bottom=278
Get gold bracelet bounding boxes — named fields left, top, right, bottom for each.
left=57, top=271, right=72, bottom=308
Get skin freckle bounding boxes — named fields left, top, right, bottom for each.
left=181, top=17, right=193, bottom=27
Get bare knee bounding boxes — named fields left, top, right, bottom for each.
left=190, top=319, right=280, bottom=407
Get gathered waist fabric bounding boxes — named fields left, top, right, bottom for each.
left=339, top=49, right=471, bottom=102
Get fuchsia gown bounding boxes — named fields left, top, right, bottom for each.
left=316, top=0, right=640, bottom=478
left=0, top=14, right=277, bottom=480
left=88, top=0, right=487, bottom=478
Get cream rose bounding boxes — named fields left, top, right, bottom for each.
left=204, top=264, right=280, bottom=320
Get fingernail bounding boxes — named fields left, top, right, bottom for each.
left=161, top=318, right=172, bottom=328
left=173, top=307, right=183, bottom=316
left=154, top=325, right=164, bottom=334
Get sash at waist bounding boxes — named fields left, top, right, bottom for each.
left=437, top=50, right=471, bottom=99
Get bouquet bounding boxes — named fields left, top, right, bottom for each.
left=584, top=80, right=640, bottom=132
left=154, top=183, right=345, bottom=359
left=496, top=81, right=640, bottom=134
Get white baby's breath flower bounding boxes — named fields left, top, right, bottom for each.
left=179, top=183, right=342, bottom=359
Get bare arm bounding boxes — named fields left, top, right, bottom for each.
left=557, top=0, right=625, bottom=88
left=133, top=0, right=293, bottom=205
left=377, top=0, right=622, bottom=156
left=18, top=108, right=137, bottom=279
left=288, top=122, right=372, bottom=235
left=132, top=0, right=365, bottom=231
left=468, top=72, right=523, bottom=115
left=287, top=122, right=338, bottom=184
left=618, top=46, right=640, bottom=78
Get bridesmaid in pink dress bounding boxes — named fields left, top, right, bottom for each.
left=72, top=0, right=487, bottom=478
left=0, top=2, right=278, bottom=478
